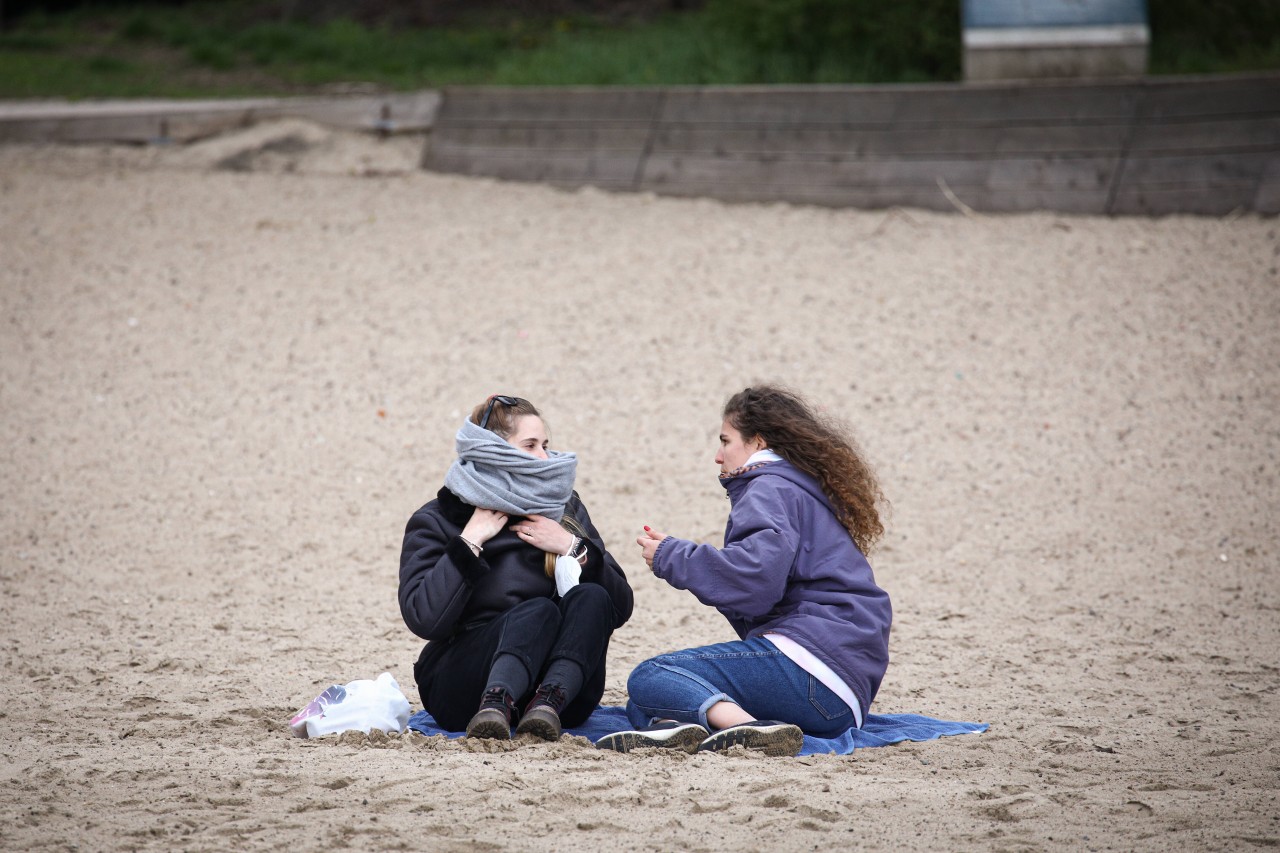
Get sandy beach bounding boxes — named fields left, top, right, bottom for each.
left=1, top=120, right=1277, bottom=851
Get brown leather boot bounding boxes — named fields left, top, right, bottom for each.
left=514, top=684, right=567, bottom=741
left=465, top=687, right=515, bottom=739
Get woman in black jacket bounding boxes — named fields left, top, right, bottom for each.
left=399, top=395, right=633, bottom=740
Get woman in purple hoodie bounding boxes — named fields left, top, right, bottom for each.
left=597, top=385, right=891, bottom=757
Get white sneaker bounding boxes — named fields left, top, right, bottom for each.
left=595, top=720, right=709, bottom=754
left=695, top=720, right=804, bottom=757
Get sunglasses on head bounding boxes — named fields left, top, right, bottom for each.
left=479, top=395, right=521, bottom=431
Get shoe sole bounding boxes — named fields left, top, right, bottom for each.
left=697, top=723, right=804, bottom=757
left=595, top=724, right=708, bottom=754
left=465, top=710, right=512, bottom=740
left=515, top=710, right=562, bottom=741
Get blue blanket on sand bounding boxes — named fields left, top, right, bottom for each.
left=407, top=706, right=987, bottom=756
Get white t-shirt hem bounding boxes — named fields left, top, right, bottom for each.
left=763, top=632, right=864, bottom=729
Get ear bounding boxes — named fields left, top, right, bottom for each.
left=748, top=434, right=766, bottom=451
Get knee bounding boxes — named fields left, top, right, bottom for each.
left=561, top=582, right=610, bottom=612
left=626, top=658, right=664, bottom=699
left=510, top=596, right=561, bottom=631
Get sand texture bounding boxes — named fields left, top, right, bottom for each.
left=2, top=121, right=1278, bottom=851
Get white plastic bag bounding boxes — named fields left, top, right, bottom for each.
left=289, top=672, right=411, bottom=738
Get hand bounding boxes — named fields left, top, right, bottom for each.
left=635, top=525, right=668, bottom=569
left=462, top=508, right=509, bottom=548
left=510, top=515, right=576, bottom=556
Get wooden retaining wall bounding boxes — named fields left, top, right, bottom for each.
left=0, top=92, right=439, bottom=144
left=422, top=74, right=1280, bottom=216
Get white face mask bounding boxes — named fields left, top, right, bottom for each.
left=554, top=554, right=581, bottom=597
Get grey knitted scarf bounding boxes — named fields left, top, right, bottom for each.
left=443, top=419, right=577, bottom=520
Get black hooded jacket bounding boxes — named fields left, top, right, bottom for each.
left=398, top=487, right=633, bottom=641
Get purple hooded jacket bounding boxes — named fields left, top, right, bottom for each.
left=651, top=459, right=891, bottom=718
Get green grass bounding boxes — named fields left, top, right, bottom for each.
left=0, top=3, right=542, bottom=98
left=487, top=17, right=759, bottom=86
left=1148, top=0, right=1280, bottom=75
left=1149, top=25, right=1280, bottom=76
left=0, top=1, right=1276, bottom=100
left=483, top=12, right=954, bottom=85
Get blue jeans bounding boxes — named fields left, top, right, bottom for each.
left=625, top=636, right=856, bottom=738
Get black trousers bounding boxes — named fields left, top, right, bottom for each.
left=414, top=583, right=615, bottom=731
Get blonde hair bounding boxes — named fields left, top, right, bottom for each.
left=468, top=395, right=541, bottom=438
left=543, top=513, right=587, bottom=578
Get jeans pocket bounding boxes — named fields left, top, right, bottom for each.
left=807, top=676, right=849, bottom=722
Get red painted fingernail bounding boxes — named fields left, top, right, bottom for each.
left=643, top=525, right=651, bottom=531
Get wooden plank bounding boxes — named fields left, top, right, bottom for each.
left=660, top=88, right=910, bottom=125
left=1109, top=151, right=1273, bottom=215
left=0, top=109, right=270, bottom=143
left=424, top=88, right=656, bottom=185
left=887, top=82, right=1141, bottom=124
left=643, top=174, right=1109, bottom=213
left=1139, top=74, right=1280, bottom=120
left=1116, top=150, right=1272, bottom=188
left=659, top=82, right=1141, bottom=126
left=1110, top=185, right=1260, bottom=216
left=1253, top=158, right=1280, bottom=214
left=639, top=179, right=953, bottom=210
left=430, top=123, right=651, bottom=151
left=426, top=146, right=638, bottom=187
left=0, top=93, right=438, bottom=143
left=639, top=152, right=1115, bottom=214
left=641, top=151, right=1116, bottom=190
left=436, top=87, right=661, bottom=123
left=420, top=77, right=1280, bottom=215
left=279, top=92, right=439, bottom=132
left=1127, top=116, right=1280, bottom=154
left=0, top=114, right=161, bottom=143
left=650, top=121, right=1130, bottom=158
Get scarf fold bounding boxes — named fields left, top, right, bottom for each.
left=443, top=419, right=577, bottom=520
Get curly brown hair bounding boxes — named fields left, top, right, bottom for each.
left=723, top=385, right=886, bottom=553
